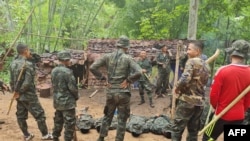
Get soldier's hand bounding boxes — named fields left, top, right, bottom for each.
left=13, top=92, right=20, bottom=99
left=120, top=79, right=130, bottom=89
left=142, top=69, right=147, bottom=73
left=174, top=87, right=180, bottom=94
left=100, top=76, right=107, bottom=81
left=1, top=84, right=9, bottom=91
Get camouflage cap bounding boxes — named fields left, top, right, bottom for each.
left=57, top=51, right=71, bottom=60
left=225, top=39, right=250, bottom=58
left=116, top=35, right=130, bottom=48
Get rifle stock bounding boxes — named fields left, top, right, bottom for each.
left=7, top=62, right=26, bottom=115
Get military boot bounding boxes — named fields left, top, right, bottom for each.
left=138, top=94, right=145, bottom=105
left=97, top=137, right=104, bottom=141
left=0, top=120, right=5, bottom=124
left=149, top=98, right=155, bottom=108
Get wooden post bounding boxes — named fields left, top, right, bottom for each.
left=187, top=0, right=199, bottom=40
left=171, top=40, right=182, bottom=119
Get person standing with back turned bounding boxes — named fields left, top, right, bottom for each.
left=51, top=51, right=79, bottom=141
left=9, top=43, right=53, bottom=141
left=202, top=39, right=250, bottom=141
left=90, top=35, right=142, bottom=141
left=170, top=41, right=210, bottom=141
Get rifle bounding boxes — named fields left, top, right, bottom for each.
left=7, top=62, right=26, bottom=115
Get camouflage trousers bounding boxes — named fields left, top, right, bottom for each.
left=99, top=92, right=130, bottom=141
left=16, top=100, right=48, bottom=136
left=243, top=108, right=250, bottom=125
left=200, top=97, right=210, bottom=130
left=155, top=69, right=170, bottom=95
left=138, top=81, right=152, bottom=98
left=171, top=100, right=203, bottom=141
left=53, top=109, right=76, bottom=141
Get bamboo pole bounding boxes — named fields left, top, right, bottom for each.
left=171, top=40, right=182, bottom=119
left=198, top=85, right=250, bottom=136
left=1, top=8, right=35, bottom=62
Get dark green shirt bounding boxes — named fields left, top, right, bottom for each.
left=90, top=49, right=142, bottom=93
left=51, top=64, right=78, bottom=110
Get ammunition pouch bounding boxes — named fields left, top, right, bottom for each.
left=178, top=94, right=204, bottom=106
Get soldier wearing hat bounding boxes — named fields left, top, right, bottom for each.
left=202, top=39, right=250, bottom=141
left=90, top=35, right=142, bottom=141
left=51, top=51, right=79, bottom=141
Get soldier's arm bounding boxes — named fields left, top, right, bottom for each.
left=67, top=71, right=79, bottom=100
left=175, top=59, right=193, bottom=89
left=147, top=60, right=152, bottom=75
left=18, top=63, right=33, bottom=93
left=127, top=59, right=142, bottom=83
left=90, top=55, right=107, bottom=80
left=9, top=64, right=15, bottom=91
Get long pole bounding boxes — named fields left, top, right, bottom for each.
left=171, top=40, right=182, bottom=119
left=198, top=85, right=250, bottom=136
left=1, top=7, right=35, bottom=62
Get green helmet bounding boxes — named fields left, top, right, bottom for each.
left=116, top=35, right=130, bottom=48
left=225, top=39, right=250, bottom=58
left=57, top=51, right=71, bottom=60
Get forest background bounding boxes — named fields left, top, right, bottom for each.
left=0, top=0, right=250, bottom=81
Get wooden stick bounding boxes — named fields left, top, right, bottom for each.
left=1, top=8, right=35, bottom=62
left=89, top=90, right=99, bottom=98
left=171, top=40, right=182, bottom=119
left=198, top=85, right=250, bottom=136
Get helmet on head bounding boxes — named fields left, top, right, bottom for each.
left=116, top=35, right=130, bottom=48
left=57, top=51, right=71, bottom=61
left=226, top=39, right=250, bottom=58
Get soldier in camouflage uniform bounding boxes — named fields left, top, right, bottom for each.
left=154, top=45, right=171, bottom=98
left=9, top=44, right=53, bottom=141
left=126, top=114, right=148, bottom=137
left=51, top=51, right=79, bottom=141
left=171, top=41, right=210, bottom=141
left=137, top=51, right=154, bottom=108
left=76, top=107, right=95, bottom=134
left=90, top=35, right=142, bottom=141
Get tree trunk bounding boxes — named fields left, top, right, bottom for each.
left=187, top=0, right=199, bottom=40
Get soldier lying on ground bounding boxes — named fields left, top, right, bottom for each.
left=149, top=114, right=171, bottom=138
left=126, top=114, right=148, bottom=137
left=76, top=107, right=95, bottom=134
left=94, top=115, right=118, bottom=133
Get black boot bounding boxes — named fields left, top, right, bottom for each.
left=138, top=95, right=145, bottom=105
left=149, top=98, right=155, bottom=108
left=97, top=137, right=104, bottom=141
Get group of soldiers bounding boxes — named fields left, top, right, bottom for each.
left=1, top=36, right=250, bottom=141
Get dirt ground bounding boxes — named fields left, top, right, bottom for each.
left=0, top=88, right=223, bottom=141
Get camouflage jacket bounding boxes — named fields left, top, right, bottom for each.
left=149, top=115, right=171, bottom=135
left=94, top=115, right=118, bottom=130
left=90, top=49, right=142, bottom=93
left=176, top=57, right=210, bottom=106
left=126, top=114, right=148, bottom=134
left=51, top=64, right=79, bottom=110
left=156, top=52, right=171, bottom=72
left=10, top=56, right=37, bottom=101
left=137, top=58, right=152, bottom=81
